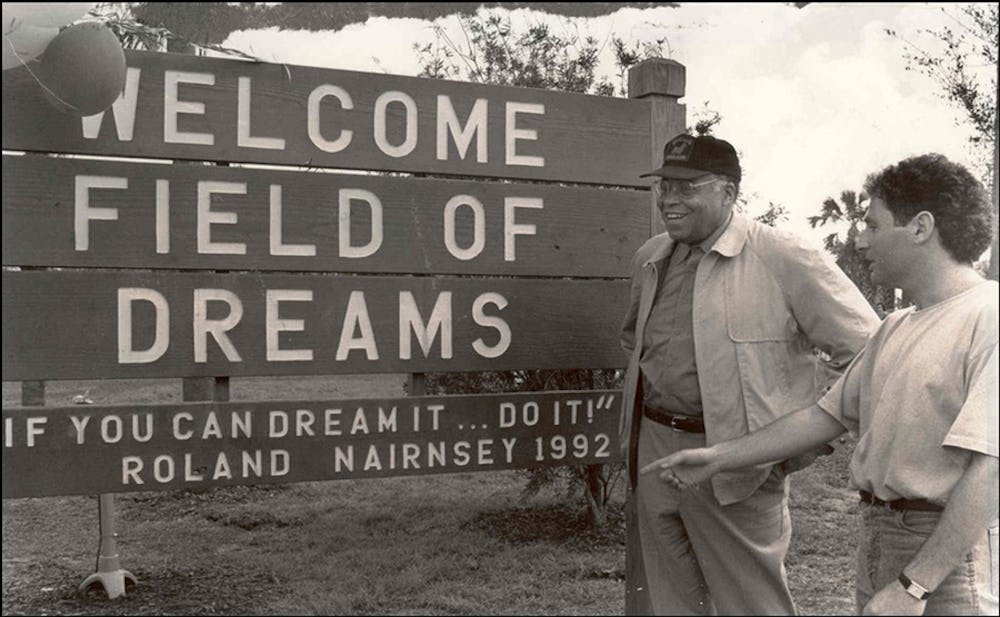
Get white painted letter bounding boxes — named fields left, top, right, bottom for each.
left=337, top=291, right=379, bottom=360
left=269, top=185, right=316, bottom=256
left=237, top=76, right=286, bottom=150
left=26, top=417, right=47, bottom=447
left=399, top=291, right=453, bottom=360
left=164, top=70, right=215, bottom=145
left=437, top=96, right=487, bottom=162
left=118, top=288, right=169, bottom=364
left=173, top=412, right=194, bottom=440
left=75, top=175, right=125, bottom=251
left=308, top=84, right=353, bottom=152
left=153, top=455, right=174, bottom=483
left=82, top=67, right=141, bottom=141
left=70, top=415, right=90, bottom=445
left=156, top=179, right=170, bottom=254
left=505, top=102, right=545, bottom=167
left=443, top=195, right=485, bottom=261
left=122, top=456, right=144, bottom=484
left=193, top=289, right=243, bottom=362
left=374, top=90, right=417, bottom=158
left=472, top=292, right=511, bottom=358
left=339, top=188, right=383, bottom=258
left=198, top=181, right=247, bottom=255
left=266, top=289, right=313, bottom=362
left=271, top=450, right=289, bottom=476
left=504, top=197, right=543, bottom=261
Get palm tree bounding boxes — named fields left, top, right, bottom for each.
left=808, top=190, right=896, bottom=317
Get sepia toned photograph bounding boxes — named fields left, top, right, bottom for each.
left=3, top=2, right=997, bottom=615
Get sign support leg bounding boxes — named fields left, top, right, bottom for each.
left=78, top=494, right=137, bottom=599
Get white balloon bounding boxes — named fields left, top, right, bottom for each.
left=2, top=9, right=59, bottom=70
left=3, top=3, right=95, bottom=29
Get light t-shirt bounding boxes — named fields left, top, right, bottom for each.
left=818, top=280, right=998, bottom=505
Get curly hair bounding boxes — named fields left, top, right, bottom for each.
left=863, top=153, right=993, bottom=263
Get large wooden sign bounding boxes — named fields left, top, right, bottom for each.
left=2, top=390, right=621, bottom=498
left=2, top=50, right=654, bottom=498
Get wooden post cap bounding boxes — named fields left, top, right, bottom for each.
left=628, top=58, right=686, bottom=100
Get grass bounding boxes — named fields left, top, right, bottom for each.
left=2, top=377, right=859, bottom=615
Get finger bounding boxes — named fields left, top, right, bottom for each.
left=639, top=455, right=681, bottom=475
left=639, top=461, right=667, bottom=475
left=660, top=470, right=685, bottom=489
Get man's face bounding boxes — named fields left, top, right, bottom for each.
left=855, top=197, right=912, bottom=287
left=653, top=174, right=734, bottom=244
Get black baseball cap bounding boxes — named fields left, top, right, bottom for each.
left=640, top=134, right=742, bottom=181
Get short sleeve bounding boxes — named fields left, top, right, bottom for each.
left=943, top=344, right=999, bottom=458
left=818, top=346, right=868, bottom=437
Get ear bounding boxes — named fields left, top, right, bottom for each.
left=909, top=211, right=935, bottom=244
left=722, top=181, right=738, bottom=207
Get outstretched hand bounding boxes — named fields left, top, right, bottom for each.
left=639, top=447, right=720, bottom=488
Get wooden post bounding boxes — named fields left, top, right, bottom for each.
left=21, top=380, right=45, bottom=407
left=183, top=376, right=230, bottom=402
left=182, top=376, right=230, bottom=491
left=629, top=58, right=687, bottom=238
left=407, top=373, right=426, bottom=396
left=626, top=58, right=686, bottom=616
left=174, top=37, right=231, bottom=410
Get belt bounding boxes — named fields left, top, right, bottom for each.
left=642, top=405, right=705, bottom=433
left=858, top=490, right=943, bottom=513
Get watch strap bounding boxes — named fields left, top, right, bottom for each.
left=898, top=573, right=931, bottom=600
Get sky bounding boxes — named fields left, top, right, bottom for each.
left=220, top=2, right=991, bottom=249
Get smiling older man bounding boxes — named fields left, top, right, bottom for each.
left=620, top=133, right=879, bottom=614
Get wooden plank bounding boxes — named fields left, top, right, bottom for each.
left=2, top=270, right=629, bottom=380
left=1, top=155, right=646, bottom=276
left=1, top=390, right=623, bottom=498
left=2, top=50, right=651, bottom=187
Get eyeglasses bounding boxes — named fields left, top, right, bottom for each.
left=652, top=177, right=722, bottom=199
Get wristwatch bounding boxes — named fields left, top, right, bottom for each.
left=898, top=573, right=931, bottom=600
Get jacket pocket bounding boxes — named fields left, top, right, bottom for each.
left=725, top=277, right=799, bottom=430
left=725, top=280, right=796, bottom=343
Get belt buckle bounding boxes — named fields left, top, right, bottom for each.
left=668, top=416, right=688, bottom=432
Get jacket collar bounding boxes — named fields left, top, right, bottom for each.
left=712, top=212, right=749, bottom=258
left=642, top=212, right=749, bottom=267
left=643, top=233, right=676, bottom=266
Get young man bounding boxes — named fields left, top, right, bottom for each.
left=643, top=153, right=998, bottom=615
left=620, top=133, right=879, bottom=614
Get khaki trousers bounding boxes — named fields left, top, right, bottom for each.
left=634, top=416, right=796, bottom=615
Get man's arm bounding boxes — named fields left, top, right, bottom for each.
left=863, top=452, right=999, bottom=616
left=777, top=238, right=879, bottom=370
left=640, top=403, right=846, bottom=485
left=752, top=236, right=877, bottom=473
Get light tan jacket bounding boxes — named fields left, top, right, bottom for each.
left=620, top=214, right=879, bottom=504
